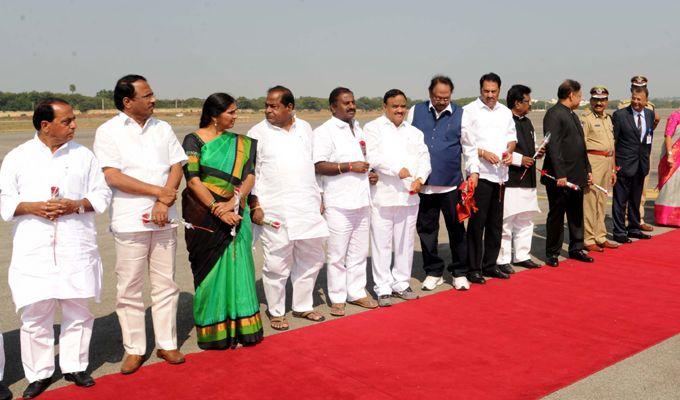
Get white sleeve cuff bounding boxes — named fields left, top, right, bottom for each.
left=511, top=152, right=523, bottom=167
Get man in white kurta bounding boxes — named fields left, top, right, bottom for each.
left=313, top=87, right=378, bottom=317
left=0, top=99, right=111, bottom=397
left=93, top=75, right=187, bottom=374
left=248, top=86, right=329, bottom=330
left=364, top=89, right=431, bottom=307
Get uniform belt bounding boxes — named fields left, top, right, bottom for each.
left=587, top=150, right=613, bottom=157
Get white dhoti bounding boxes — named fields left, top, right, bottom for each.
left=325, top=206, right=370, bottom=304
left=20, top=298, right=93, bottom=383
left=260, top=226, right=326, bottom=317
left=370, top=204, right=418, bottom=296
left=113, top=228, right=179, bottom=355
left=498, top=187, right=540, bottom=264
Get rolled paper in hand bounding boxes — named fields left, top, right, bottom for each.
left=591, top=183, right=608, bottom=195
left=263, top=218, right=282, bottom=229
left=50, top=185, right=60, bottom=265
left=520, top=132, right=552, bottom=180
left=231, top=187, right=241, bottom=237
left=141, top=213, right=215, bottom=233
left=403, top=176, right=417, bottom=195
left=539, top=170, right=580, bottom=191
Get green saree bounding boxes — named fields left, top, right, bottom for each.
left=181, top=131, right=263, bottom=350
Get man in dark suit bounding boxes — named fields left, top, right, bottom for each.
left=542, top=79, right=593, bottom=267
left=611, top=86, right=655, bottom=243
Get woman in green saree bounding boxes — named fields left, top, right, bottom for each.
left=181, top=93, right=263, bottom=350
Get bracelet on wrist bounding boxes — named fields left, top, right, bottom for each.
left=337, top=163, right=342, bottom=174
left=208, top=200, right=217, bottom=211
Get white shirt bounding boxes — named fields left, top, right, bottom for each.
left=462, top=98, right=517, bottom=183
left=406, top=101, right=453, bottom=123
left=248, top=118, right=329, bottom=241
left=93, top=113, right=187, bottom=233
left=632, top=109, right=647, bottom=142
left=363, top=115, right=431, bottom=207
left=313, top=117, right=370, bottom=210
left=0, top=136, right=112, bottom=311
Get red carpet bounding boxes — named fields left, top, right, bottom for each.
left=44, top=229, right=680, bottom=399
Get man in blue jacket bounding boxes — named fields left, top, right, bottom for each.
left=407, top=76, right=479, bottom=291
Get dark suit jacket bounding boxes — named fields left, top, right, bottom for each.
left=541, top=102, right=591, bottom=188
left=612, top=106, right=654, bottom=177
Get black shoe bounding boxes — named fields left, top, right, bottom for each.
left=613, top=235, right=632, bottom=244
left=483, top=266, right=510, bottom=279
left=545, top=256, right=559, bottom=267
left=497, top=263, right=515, bottom=274
left=513, top=259, right=541, bottom=269
left=0, top=382, right=12, bottom=400
left=466, top=271, right=486, bottom=284
left=628, top=231, right=652, bottom=240
left=64, top=371, right=95, bottom=388
left=569, top=250, right=594, bottom=263
left=22, top=378, right=51, bottom=399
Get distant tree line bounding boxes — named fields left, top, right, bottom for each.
left=0, top=91, right=423, bottom=113
left=2, top=91, right=679, bottom=113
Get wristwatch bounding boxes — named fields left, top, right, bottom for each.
left=77, top=201, right=86, bottom=215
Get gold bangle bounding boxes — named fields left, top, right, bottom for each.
left=337, top=163, right=342, bottom=174
left=208, top=200, right=217, bottom=210
left=250, top=205, right=261, bottom=211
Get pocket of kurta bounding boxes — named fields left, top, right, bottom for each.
left=65, top=172, right=86, bottom=198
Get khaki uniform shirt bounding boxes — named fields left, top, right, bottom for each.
left=580, top=108, right=615, bottom=152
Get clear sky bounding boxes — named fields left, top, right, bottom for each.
left=1, top=0, right=679, bottom=101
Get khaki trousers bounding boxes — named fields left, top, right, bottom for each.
left=114, top=229, right=179, bottom=355
left=20, top=298, right=93, bottom=382
left=584, top=154, right=614, bottom=245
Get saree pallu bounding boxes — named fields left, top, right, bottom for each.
left=182, top=132, right=263, bottom=350
left=655, top=138, right=680, bottom=227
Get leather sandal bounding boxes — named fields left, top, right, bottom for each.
left=292, top=310, right=326, bottom=322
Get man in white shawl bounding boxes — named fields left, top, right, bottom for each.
left=0, top=99, right=111, bottom=398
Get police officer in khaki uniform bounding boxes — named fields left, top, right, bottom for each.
left=582, top=86, right=619, bottom=252
left=618, top=76, right=659, bottom=232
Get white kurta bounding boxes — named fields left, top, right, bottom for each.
left=363, top=115, right=431, bottom=207
left=247, top=118, right=329, bottom=242
left=0, top=136, right=111, bottom=311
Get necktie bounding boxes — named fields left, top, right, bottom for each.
left=637, top=113, right=643, bottom=140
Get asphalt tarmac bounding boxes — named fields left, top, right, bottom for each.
left=0, top=109, right=677, bottom=399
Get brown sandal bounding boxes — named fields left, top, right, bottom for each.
left=292, top=310, right=326, bottom=322
left=329, top=303, right=346, bottom=317
left=270, top=316, right=290, bottom=331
